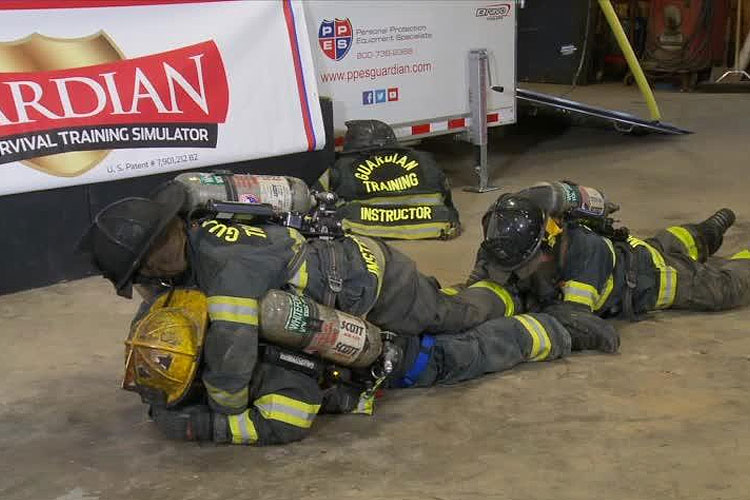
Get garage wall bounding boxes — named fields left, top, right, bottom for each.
left=0, top=99, right=333, bottom=295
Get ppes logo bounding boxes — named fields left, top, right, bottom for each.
left=0, top=32, right=229, bottom=176
left=475, top=3, right=511, bottom=20
left=318, top=18, right=353, bottom=61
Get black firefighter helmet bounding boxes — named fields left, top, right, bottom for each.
left=481, top=194, right=546, bottom=271
left=342, top=119, right=399, bottom=153
left=78, top=181, right=187, bottom=298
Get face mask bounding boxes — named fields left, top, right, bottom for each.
left=512, top=250, right=551, bottom=281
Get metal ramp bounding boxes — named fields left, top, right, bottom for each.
left=516, top=88, right=692, bottom=135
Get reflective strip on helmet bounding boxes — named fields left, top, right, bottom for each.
left=468, top=280, right=515, bottom=316
left=207, top=296, right=259, bottom=326
left=228, top=411, right=259, bottom=445
left=515, top=314, right=551, bottom=361
left=594, top=239, right=617, bottom=311
left=287, top=260, right=308, bottom=293
left=666, top=226, right=699, bottom=261
left=362, top=193, right=445, bottom=207
left=563, top=281, right=597, bottom=309
left=731, top=249, right=750, bottom=260
left=342, top=219, right=452, bottom=240
left=254, top=393, right=321, bottom=429
left=628, top=237, right=677, bottom=309
left=204, top=381, right=249, bottom=411
left=440, top=287, right=459, bottom=296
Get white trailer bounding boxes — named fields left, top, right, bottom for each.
left=304, top=1, right=519, bottom=191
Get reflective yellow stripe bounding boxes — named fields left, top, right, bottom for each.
left=228, top=411, right=259, bottom=444
left=204, top=381, right=248, bottom=410
left=604, top=238, right=616, bottom=262
left=286, top=228, right=308, bottom=292
left=287, top=260, right=308, bottom=292
left=594, top=239, right=617, bottom=311
left=667, top=226, right=699, bottom=261
left=361, top=193, right=445, bottom=206
left=342, top=219, right=452, bottom=239
left=316, top=169, right=330, bottom=192
left=562, top=280, right=597, bottom=309
left=286, top=227, right=306, bottom=254
left=440, top=287, right=459, bottom=296
left=347, top=235, right=386, bottom=299
left=515, top=314, right=552, bottom=361
left=254, top=394, right=321, bottom=429
left=628, top=236, right=677, bottom=309
left=353, top=391, right=376, bottom=415
left=731, top=249, right=750, bottom=260
left=468, top=280, right=515, bottom=316
left=207, top=296, right=259, bottom=325
left=594, top=276, right=614, bottom=311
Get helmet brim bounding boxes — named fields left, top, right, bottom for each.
left=78, top=182, right=187, bottom=298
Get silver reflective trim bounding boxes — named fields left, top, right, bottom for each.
left=256, top=401, right=315, bottom=423
left=236, top=414, right=253, bottom=443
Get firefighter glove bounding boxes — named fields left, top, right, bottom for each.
left=149, top=405, right=213, bottom=442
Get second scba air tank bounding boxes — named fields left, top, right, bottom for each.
left=259, top=290, right=383, bottom=368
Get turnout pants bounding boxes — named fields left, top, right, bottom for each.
left=367, top=244, right=517, bottom=336
left=650, top=226, right=750, bottom=312
left=394, top=313, right=571, bottom=388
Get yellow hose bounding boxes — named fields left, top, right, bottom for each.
left=597, top=0, right=662, bottom=121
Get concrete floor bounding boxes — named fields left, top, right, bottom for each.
left=2, top=84, right=750, bottom=500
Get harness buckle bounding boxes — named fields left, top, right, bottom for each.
left=328, top=276, right=343, bottom=293
left=626, top=270, right=637, bottom=289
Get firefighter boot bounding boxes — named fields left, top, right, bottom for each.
left=696, top=208, right=736, bottom=257
left=543, top=304, right=620, bottom=353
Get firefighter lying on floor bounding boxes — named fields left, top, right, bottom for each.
left=84, top=175, right=624, bottom=444
left=80, top=180, right=521, bottom=416
left=471, top=181, right=750, bottom=342
left=123, top=285, right=607, bottom=445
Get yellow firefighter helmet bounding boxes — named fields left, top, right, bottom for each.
left=122, top=288, right=208, bottom=406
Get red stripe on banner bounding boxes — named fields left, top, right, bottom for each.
left=448, top=118, right=466, bottom=129
left=0, top=0, right=238, bottom=10
left=487, top=113, right=500, bottom=123
left=282, top=0, right=316, bottom=151
left=412, top=124, right=431, bottom=135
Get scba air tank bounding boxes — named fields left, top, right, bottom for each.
left=259, top=290, right=383, bottom=368
left=175, top=172, right=314, bottom=213
left=526, top=181, right=611, bottom=218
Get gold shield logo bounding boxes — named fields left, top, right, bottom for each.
left=0, top=32, right=124, bottom=177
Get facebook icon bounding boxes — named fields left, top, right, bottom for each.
left=375, top=89, right=387, bottom=103
left=362, top=90, right=374, bottom=105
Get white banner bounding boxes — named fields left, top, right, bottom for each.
left=304, top=0, right=517, bottom=137
left=0, top=0, right=324, bottom=196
